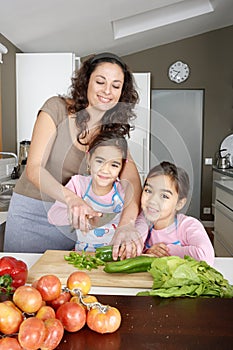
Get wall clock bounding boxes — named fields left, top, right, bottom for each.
left=168, top=61, right=190, bottom=83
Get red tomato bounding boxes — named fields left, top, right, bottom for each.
left=40, top=318, right=64, bottom=350
left=87, top=306, right=121, bottom=334
left=36, top=305, right=56, bottom=321
left=0, top=337, right=23, bottom=349
left=70, top=294, right=98, bottom=313
left=13, top=285, right=43, bottom=313
left=18, top=317, right=46, bottom=350
left=67, top=271, right=91, bottom=295
left=36, top=274, right=62, bottom=301
left=56, top=301, right=86, bottom=332
left=47, top=290, right=71, bottom=310
left=0, top=302, right=23, bottom=334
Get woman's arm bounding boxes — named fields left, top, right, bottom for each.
left=111, top=151, right=144, bottom=259
left=26, top=111, right=100, bottom=231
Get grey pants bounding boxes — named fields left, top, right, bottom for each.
left=4, top=193, right=76, bottom=253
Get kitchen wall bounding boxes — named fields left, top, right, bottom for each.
left=0, top=34, right=21, bottom=152
left=1, top=25, right=233, bottom=221
left=122, top=25, right=233, bottom=221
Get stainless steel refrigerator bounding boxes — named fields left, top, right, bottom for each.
left=151, top=89, right=204, bottom=219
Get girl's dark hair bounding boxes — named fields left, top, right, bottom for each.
left=65, top=53, right=139, bottom=144
left=88, top=131, right=128, bottom=168
left=145, top=161, right=190, bottom=200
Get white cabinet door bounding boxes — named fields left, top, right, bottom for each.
left=129, top=73, right=151, bottom=183
left=16, top=53, right=76, bottom=149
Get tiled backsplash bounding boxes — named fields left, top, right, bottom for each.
left=0, top=158, right=16, bottom=181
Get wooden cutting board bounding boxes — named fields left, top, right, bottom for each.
left=27, top=250, right=154, bottom=289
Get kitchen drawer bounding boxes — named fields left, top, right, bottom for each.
left=216, top=187, right=233, bottom=211
left=212, top=170, right=232, bottom=214
left=214, top=202, right=233, bottom=253
left=213, top=232, right=232, bottom=257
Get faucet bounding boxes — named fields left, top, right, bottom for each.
left=0, top=152, right=18, bottom=166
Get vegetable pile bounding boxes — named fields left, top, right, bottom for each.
left=137, top=255, right=233, bottom=298
left=0, top=270, right=122, bottom=349
left=64, top=251, right=105, bottom=270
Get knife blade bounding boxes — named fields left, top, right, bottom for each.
left=88, top=212, right=118, bottom=229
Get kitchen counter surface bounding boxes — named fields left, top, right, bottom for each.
left=213, top=165, right=233, bottom=178
left=55, top=295, right=233, bottom=350
left=0, top=253, right=232, bottom=349
left=0, top=253, right=232, bottom=294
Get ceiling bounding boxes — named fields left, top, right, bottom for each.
left=1, top=0, right=233, bottom=57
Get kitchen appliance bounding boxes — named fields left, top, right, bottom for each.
left=18, top=140, right=31, bottom=165
left=216, top=148, right=230, bottom=169
left=219, top=134, right=233, bottom=167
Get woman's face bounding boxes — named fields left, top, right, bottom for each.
left=141, top=175, right=185, bottom=229
left=88, top=145, right=123, bottom=195
left=87, top=62, right=124, bottom=114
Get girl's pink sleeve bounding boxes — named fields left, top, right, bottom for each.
left=168, top=217, right=215, bottom=266
left=48, top=175, right=82, bottom=226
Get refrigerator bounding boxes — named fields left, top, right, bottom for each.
left=16, top=53, right=78, bottom=151
left=129, top=72, right=151, bottom=184
left=151, top=89, right=204, bottom=218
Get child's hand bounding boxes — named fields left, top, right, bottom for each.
left=68, top=199, right=101, bottom=232
left=146, top=243, right=169, bottom=257
left=110, top=221, right=144, bottom=260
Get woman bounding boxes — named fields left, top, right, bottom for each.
left=4, top=52, right=144, bottom=258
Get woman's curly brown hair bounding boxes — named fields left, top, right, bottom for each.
left=65, top=53, right=139, bottom=144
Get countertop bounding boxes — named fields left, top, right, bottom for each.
left=1, top=253, right=232, bottom=349
left=55, top=295, right=233, bottom=350
left=212, top=165, right=233, bottom=178
left=0, top=253, right=232, bottom=295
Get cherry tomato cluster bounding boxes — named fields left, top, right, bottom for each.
left=0, top=271, right=121, bottom=350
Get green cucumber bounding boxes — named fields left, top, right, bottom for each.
left=104, top=256, right=156, bottom=274
left=95, top=245, right=115, bottom=262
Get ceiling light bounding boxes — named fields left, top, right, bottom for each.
left=112, top=0, right=214, bottom=39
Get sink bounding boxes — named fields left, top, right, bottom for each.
left=0, top=183, right=15, bottom=211
left=0, top=184, right=15, bottom=199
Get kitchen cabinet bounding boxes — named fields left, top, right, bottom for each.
left=16, top=53, right=77, bottom=150
left=213, top=180, right=233, bottom=257
left=212, top=166, right=233, bottom=216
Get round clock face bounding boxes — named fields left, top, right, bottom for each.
left=168, top=61, right=190, bottom=83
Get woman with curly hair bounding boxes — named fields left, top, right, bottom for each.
left=4, top=52, right=144, bottom=258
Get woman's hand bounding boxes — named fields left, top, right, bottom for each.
left=110, top=221, right=144, bottom=260
left=146, top=243, right=169, bottom=257
left=68, top=198, right=102, bottom=232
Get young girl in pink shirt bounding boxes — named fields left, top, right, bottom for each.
left=48, top=131, right=129, bottom=252
left=137, top=161, right=215, bottom=265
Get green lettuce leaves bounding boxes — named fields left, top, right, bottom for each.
left=137, top=256, right=233, bottom=298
